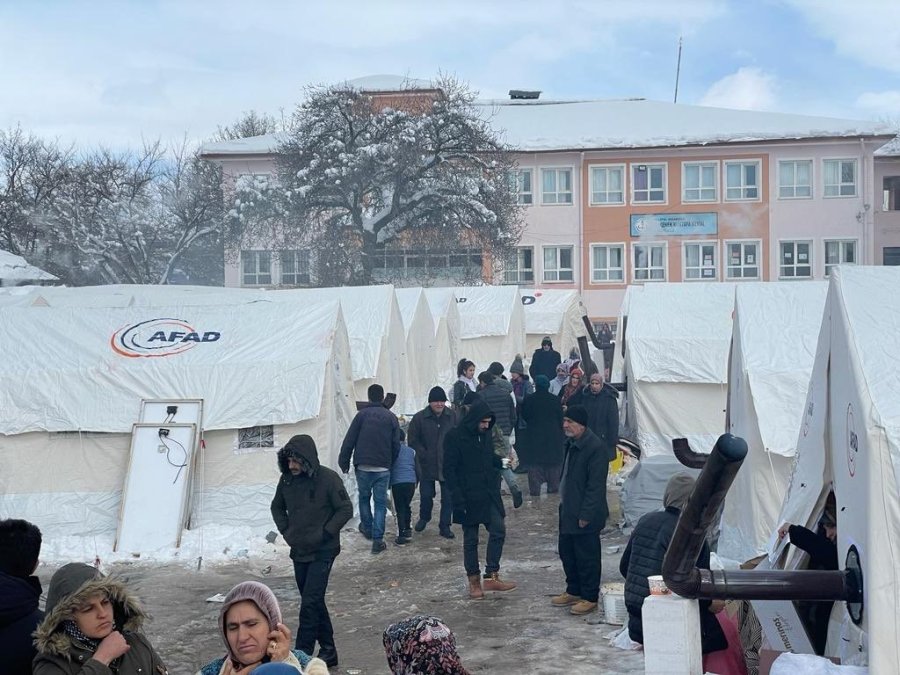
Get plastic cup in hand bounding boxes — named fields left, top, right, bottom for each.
left=501, top=458, right=510, bottom=469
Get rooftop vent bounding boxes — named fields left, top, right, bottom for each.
left=509, top=90, right=541, bottom=100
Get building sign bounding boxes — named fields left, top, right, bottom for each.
left=630, top=212, right=718, bottom=237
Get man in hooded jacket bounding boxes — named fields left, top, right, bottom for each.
left=0, top=518, right=44, bottom=675
left=568, top=371, right=619, bottom=461
left=618, top=473, right=727, bottom=655
left=271, top=434, right=353, bottom=668
left=443, top=400, right=517, bottom=600
left=529, top=336, right=562, bottom=381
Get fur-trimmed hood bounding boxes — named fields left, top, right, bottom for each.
left=34, top=563, right=148, bottom=658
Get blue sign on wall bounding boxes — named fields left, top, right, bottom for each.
left=629, top=212, right=718, bottom=237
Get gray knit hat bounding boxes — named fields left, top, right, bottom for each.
left=664, top=474, right=696, bottom=511
left=219, top=581, right=283, bottom=664
left=509, top=354, right=525, bottom=375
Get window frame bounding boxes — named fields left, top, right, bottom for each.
left=279, top=249, right=311, bottom=286
left=778, top=239, right=814, bottom=280
left=589, top=164, right=626, bottom=206
left=510, top=168, right=534, bottom=205
left=541, top=244, right=575, bottom=283
left=682, top=240, right=719, bottom=281
left=724, top=159, right=762, bottom=202
left=540, top=167, right=575, bottom=205
left=589, top=243, right=626, bottom=284
left=723, top=239, right=762, bottom=281
left=630, top=162, right=668, bottom=205
left=237, top=425, right=275, bottom=450
left=503, top=246, right=535, bottom=284
left=823, top=158, right=858, bottom=198
left=777, top=159, right=814, bottom=200
left=681, top=161, right=719, bottom=203
left=823, top=238, right=858, bottom=277
left=241, top=250, right=273, bottom=287
left=631, top=241, right=668, bottom=282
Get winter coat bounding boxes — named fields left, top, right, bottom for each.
left=518, top=389, right=565, bottom=468
left=443, top=400, right=505, bottom=527
left=0, top=571, right=43, bottom=675
left=476, top=382, right=516, bottom=436
left=511, top=376, right=535, bottom=429
left=568, top=384, right=619, bottom=460
left=529, top=347, right=562, bottom=381
left=549, top=376, right=567, bottom=396
left=451, top=378, right=476, bottom=406
left=196, top=650, right=308, bottom=675
left=338, top=403, right=400, bottom=472
left=271, top=441, right=354, bottom=563
left=407, top=406, right=458, bottom=481
left=391, top=443, right=418, bottom=486
left=618, top=507, right=727, bottom=654
left=32, top=564, right=168, bottom=675
left=559, top=427, right=609, bottom=534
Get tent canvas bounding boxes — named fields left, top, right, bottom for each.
left=773, top=267, right=900, bottom=668
left=719, top=282, right=828, bottom=564
left=521, top=288, right=586, bottom=356
left=609, top=285, right=643, bottom=385
left=394, top=287, right=438, bottom=414
left=0, top=297, right=356, bottom=561
left=453, top=285, right=526, bottom=371
left=423, top=287, right=462, bottom=390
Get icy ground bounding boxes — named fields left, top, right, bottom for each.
left=35, top=487, right=646, bottom=675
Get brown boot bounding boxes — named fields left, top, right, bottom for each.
left=482, top=572, right=517, bottom=592
left=467, top=574, right=484, bottom=600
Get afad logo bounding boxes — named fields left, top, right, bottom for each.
left=110, top=318, right=221, bottom=358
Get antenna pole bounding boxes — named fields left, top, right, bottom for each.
left=674, top=36, right=683, bottom=103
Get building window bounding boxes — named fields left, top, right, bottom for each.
left=280, top=250, right=310, bottom=286
left=725, top=240, right=760, bottom=279
left=824, top=240, right=857, bottom=277
left=373, top=247, right=483, bottom=279
left=884, top=247, right=900, bottom=266
left=510, top=169, right=533, bottom=205
left=725, top=161, right=760, bottom=200
left=823, top=159, right=857, bottom=197
left=242, top=250, right=272, bottom=286
left=684, top=242, right=718, bottom=280
left=590, top=165, right=625, bottom=205
left=541, top=168, right=573, bottom=204
left=778, top=160, right=813, bottom=199
left=633, top=243, right=666, bottom=281
left=504, top=247, right=534, bottom=284
left=883, top=176, right=900, bottom=211
left=682, top=162, right=718, bottom=202
left=780, top=241, right=813, bottom=279
left=590, top=244, right=625, bottom=283
left=632, top=164, right=666, bottom=203
left=238, top=425, right=274, bottom=449
left=543, top=246, right=574, bottom=282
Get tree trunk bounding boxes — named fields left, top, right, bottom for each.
left=355, top=229, right=377, bottom=286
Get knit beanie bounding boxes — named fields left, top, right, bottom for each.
left=541, top=336, right=552, bottom=346
left=564, top=404, right=588, bottom=427
left=509, top=355, right=525, bottom=375
left=219, top=581, right=282, bottom=664
left=428, top=386, right=448, bottom=403
left=534, top=375, right=550, bottom=390
left=663, top=474, right=696, bottom=511
left=488, top=362, right=505, bottom=377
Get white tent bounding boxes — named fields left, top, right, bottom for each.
left=624, top=283, right=734, bottom=458
left=453, top=285, right=526, bottom=372
left=0, top=250, right=57, bottom=285
left=0, top=297, right=356, bottom=561
left=772, top=267, right=900, bottom=669
left=521, top=288, right=587, bottom=356
left=393, top=287, right=439, bottom=414
left=719, top=282, right=828, bottom=564
left=423, top=287, right=462, bottom=390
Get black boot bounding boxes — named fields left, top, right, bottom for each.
left=317, top=645, right=339, bottom=668
left=414, top=518, right=428, bottom=532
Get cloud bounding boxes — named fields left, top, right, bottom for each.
left=699, top=67, right=777, bottom=111
left=856, top=90, right=900, bottom=117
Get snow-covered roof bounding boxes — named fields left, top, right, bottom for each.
left=876, top=135, right=900, bottom=157
left=0, top=250, right=57, bottom=282
left=339, top=74, right=436, bottom=92
left=200, top=98, right=893, bottom=157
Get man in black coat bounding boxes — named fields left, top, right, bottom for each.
left=443, top=399, right=517, bottom=600
left=271, top=434, right=354, bottom=667
left=407, top=386, right=458, bottom=538
left=569, top=371, right=619, bottom=461
left=0, top=518, right=43, bottom=675
left=529, top=335, right=562, bottom=381
left=519, top=374, right=565, bottom=496
left=551, top=405, right=609, bottom=616
left=618, top=473, right=727, bottom=655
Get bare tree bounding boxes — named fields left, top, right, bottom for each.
left=227, top=76, right=523, bottom=286
left=215, top=110, right=283, bottom=142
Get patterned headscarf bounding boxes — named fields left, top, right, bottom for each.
left=383, top=615, right=470, bottom=675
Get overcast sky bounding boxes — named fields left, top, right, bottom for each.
left=2, top=0, right=899, bottom=150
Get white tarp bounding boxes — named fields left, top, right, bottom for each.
left=624, top=283, right=734, bottom=458
left=0, top=250, right=57, bottom=283
left=394, top=287, right=438, bottom=414
left=521, top=288, right=587, bottom=355
left=719, top=282, right=828, bottom=563
left=609, top=285, right=642, bottom=384
left=773, top=267, right=900, bottom=669
left=454, top=285, right=526, bottom=370
left=423, top=287, right=462, bottom=390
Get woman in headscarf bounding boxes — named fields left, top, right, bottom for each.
left=383, top=615, right=470, bottom=675
left=32, top=562, right=168, bottom=675
left=197, top=581, right=321, bottom=675
left=557, top=367, right=584, bottom=409
left=548, top=363, right=569, bottom=396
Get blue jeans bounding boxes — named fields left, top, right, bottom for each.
left=356, top=469, right=390, bottom=542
